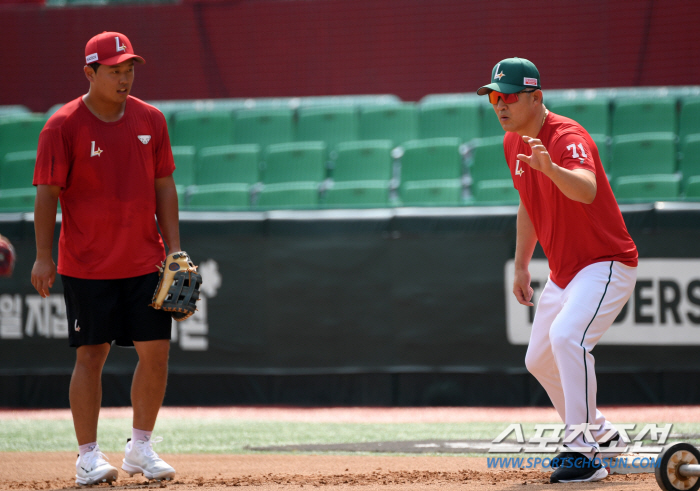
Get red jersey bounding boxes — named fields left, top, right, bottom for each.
left=33, top=95, right=175, bottom=279
left=504, top=111, right=638, bottom=288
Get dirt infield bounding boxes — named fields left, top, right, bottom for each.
left=2, top=406, right=692, bottom=490
left=0, top=453, right=660, bottom=491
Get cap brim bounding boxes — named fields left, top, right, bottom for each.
left=96, top=53, right=146, bottom=66
left=477, top=81, right=530, bottom=96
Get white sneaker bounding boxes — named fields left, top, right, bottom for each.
left=121, top=436, right=176, bottom=481
left=75, top=444, right=119, bottom=486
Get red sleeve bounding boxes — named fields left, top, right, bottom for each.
left=551, top=132, right=596, bottom=175
left=154, top=110, right=175, bottom=179
left=33, top=124, right=70, bottom=188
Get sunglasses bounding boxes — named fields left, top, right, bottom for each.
left=488, top=89, right=537, bottom=105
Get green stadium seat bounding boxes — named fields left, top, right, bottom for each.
left=296, top=106, right=359, bottom=149
left=400, top=138, right=462, bottom=181
left=679, top=97, right=700, bottom=141
left=611, top=98, right=677, bottom=136
left=419, top=93, right=479, bottom=106
left=684, top=176, right=700, bottom=199
left=156, top=108, right=177, bottom=127
left=591, top=134, right=610, bottom=173
left=358, top=104, right=418, bottom=144
left=149, top=99, right=247, bottom=119
left=2, top=151, right=36, bottom=190
left=196, top=144, right=260, bottom=186
left=186, top=183, right=250, bottom=210
left=169, top=110, right=235, bottom=152
left=233, top=108, right=294, bottom=147
left=680, top=134, right=700, bottom=189
left=0, top=187, right=35, bottom=212
left=0, top=115, right=45, bottom=156
left=472, top=179, right=519, bottom=204
left=610, top=133, right=676, bottom=179
left=238, top=98, right=296, bottom=110
left=323, top=181, right=390, bottom=208
left=0, top=105, right=31, bottom=119
left=298, top=95, right=401, bottom=108
left=262, top=142, right=326, bottom=184
left=171, top=146, right=196, bottom=187
left=331, top=140, right=393, bottom=182
left=613, top=174, right=681, bottom=202
left=548, top=99, right=610, bottom=137
left=480, top=101, right=505, bottom=137
left=256, top=182, right=319, bottom=209
left=399, top=138, right=463, bottom=206
left=400, top=180, right=462, bottom=206
left=468, top=136, right=509, bottom=185
left=418, top=100, right=480, bottom=141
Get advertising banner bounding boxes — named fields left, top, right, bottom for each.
left=505, top=259, right=700, bottom=345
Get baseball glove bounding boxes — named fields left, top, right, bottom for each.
left=150, top=251, right=202, bottom=321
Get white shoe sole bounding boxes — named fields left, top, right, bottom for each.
left=558, top=467, right=609, bottom=483
left=75, top=467, right=119, bottom=486
left=122, top=460, right=175, bottom=481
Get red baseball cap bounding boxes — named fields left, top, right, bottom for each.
left=84, top=31, right=145, bottom=66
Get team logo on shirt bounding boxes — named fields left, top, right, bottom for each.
left=115, top=37, right=127, bottom=53
left=138, top=135, right=151, bottom=144
left=90, top=141, right=103, bottom=157
left=515, top=160, right=524, bottom=176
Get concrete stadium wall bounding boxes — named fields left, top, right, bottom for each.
left=1, top=0, right=699, bottom=112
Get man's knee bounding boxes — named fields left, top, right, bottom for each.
left=549, top=328, right=578, bottom=356
left=525, top=348, right=547, bottom=377
left=75, top=343, right=110, bottom=371
left=135, top=340, right=170, bottom=368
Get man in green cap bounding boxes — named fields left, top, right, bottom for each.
left=478, top=58, right=638, bottom=483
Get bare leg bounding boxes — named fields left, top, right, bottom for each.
left=131, top=340, right=170, bottom=431
left=70, top=343, right=111, bottom=445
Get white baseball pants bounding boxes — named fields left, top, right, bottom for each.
left=525, top=260, right=637, bottom=459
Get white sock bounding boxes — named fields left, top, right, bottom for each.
left=132, top=428, right=152, bottom=443
left=79, top=442, right=97, bottom=458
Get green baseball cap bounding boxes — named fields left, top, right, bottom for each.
left=477, top=57, right=541, bottom=95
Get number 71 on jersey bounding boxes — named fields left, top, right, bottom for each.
left=567, top=143, right=588, bottom=159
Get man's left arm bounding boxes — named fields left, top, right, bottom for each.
left=517, top=135, right=597, bottom=204
left=155, top=175, right=181, bottom=252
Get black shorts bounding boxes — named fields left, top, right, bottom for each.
left=62, top=272, right=172, bottom=348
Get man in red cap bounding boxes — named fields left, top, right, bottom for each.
left=32, top=32, right=179, bottom=485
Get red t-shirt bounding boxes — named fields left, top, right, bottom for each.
left=33, top=95, right=175, bottom=279
left=504, top=111, right=638, bottom=288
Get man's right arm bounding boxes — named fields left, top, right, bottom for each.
left=513, top=199, right=538, bottom=306
left=31, top=185, right=61, bottom=298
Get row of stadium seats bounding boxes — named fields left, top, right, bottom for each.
left=2, top=89, right=700, bottom=210
left=164, top=134, right=700, bottom=208
left=3, top=89, right=700, bottom=158
left=2, top=137, right=699, bottom=212
left=119, top=96, right=700, bottom=154
left=4, top=131, right=699, bottom=192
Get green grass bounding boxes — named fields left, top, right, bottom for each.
left=0, top=420, right=502, bottom=453
left=1, top=419, right=698, bottom=454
